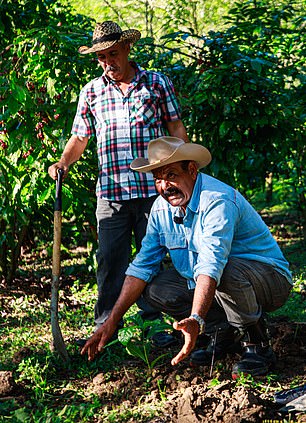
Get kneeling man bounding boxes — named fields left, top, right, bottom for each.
left=82, top=136, right=292, bottom=378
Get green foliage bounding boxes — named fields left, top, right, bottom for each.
left=131, top=0, right=305, bottom=233
left=0, top=0, right=98, bottom=283
left=65, top=0, right=236, bottom=36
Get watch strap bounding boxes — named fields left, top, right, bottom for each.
left=190, top=313, right=205, bottom=334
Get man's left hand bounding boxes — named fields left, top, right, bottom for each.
left=171, top=317, right=199, bottom=365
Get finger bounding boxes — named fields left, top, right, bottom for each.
left=98, top=337, right=106, bottom=352
left=81, top=336, right=98, bottom=359
left=62, top=167, right=69, bottom=179
left=171, top=348, right=189, bottom=366
left=87, top=345, right=96, bottom=361
left=173, top=318, right=190, bottom=331
left=48, top=166, right=57, bottom=180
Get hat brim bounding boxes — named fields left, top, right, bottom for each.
left=78, top=29, right=141, bottom=54
left=130, top=143, right=212, bottom=173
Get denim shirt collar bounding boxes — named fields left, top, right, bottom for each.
left=172, top=174, right=202, bottom=224
left=187, top=173, right=203, bottom=214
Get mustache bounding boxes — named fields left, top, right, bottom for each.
left=163, top=187, right=181, bottom=197
left=105, top=65, right=117, bottom=73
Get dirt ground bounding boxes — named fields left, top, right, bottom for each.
left=85, top=317, right=306, bottom=422
left=1, top=285, right=306, bottom=422
left=1, top=242, right=306, bottom=422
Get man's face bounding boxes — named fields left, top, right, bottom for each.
left=152, top=161, right=198, bottom=210
left=96, top=42, right=130, bottom=81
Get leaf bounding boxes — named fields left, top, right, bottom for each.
left=118, top=326, right=140, bottom=346
left=38, top=186, right=53, bottom=205
left=251, top=59, right=262, bottom=73
left=145, top=321, right=172, bottom=338
left=14, top=407, right=30, bottom=422
left=219, top=121, right=232, bottom=137
left=46, top=77, right=56, bottom=98
left=126, top=341, right=146, bottom=363
left=57, top=405, right=68, bottom=417
left=7, top=96, right=20, bottom=115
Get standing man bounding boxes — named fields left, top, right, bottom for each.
left=81, top=137, right=292, bottom=379
left=48, top=21, right=188, bottom=346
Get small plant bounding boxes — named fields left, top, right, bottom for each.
left=234, top=372, right=258, bottom=389
left=209, top=378, right=221, bottom=387
left=16, top=356, right=52, bottom=401
left=118, top=314, right=172, bottom=373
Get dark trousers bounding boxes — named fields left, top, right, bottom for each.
left=94, top=196, right=160, bottom=327
left=142, top=258, right=292, bottom=334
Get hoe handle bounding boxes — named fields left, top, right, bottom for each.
left=52, top=169, right=64, bottom=277
left=51, top=168, right=69, bottom=362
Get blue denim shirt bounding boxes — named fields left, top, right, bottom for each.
left=126, top=173, right=292, bottom=288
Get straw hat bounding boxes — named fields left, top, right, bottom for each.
left=130, top=137, right=212, bottom=173
left=78, top=21, right=141, bottom=54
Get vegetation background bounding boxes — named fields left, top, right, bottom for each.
left=0, top=0, right=305, bottom=421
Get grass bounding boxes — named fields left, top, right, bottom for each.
left=0, top=184, right=305, bottom=422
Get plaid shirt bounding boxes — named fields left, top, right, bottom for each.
left=71, top=63, right=181, bottom=200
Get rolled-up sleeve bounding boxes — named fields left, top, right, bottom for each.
left=71, top=85, right=96, bottom=138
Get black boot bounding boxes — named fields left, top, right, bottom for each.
left=190, top=326, right=244, bottom=366
left=232, top=318, right=276, bottom=379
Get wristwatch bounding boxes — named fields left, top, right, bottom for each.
left=190, top=313, right=206, bottom=335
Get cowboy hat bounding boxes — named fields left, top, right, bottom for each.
left=130, top=137, right=212, bottom=173
left=78, top=21, right=141, bottom=54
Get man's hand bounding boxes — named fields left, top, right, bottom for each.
left=81, top=320, right=117, bottom=361
left=48, top=135, right=89, bottom=180
left=171, top=317, right=200, bottom=365
left=48, top=162, right=69, bottom=180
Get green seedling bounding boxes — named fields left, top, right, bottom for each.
left=118, top=314, right=172, bottom=373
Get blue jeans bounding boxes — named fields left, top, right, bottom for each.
left=95, top=196, right=160, bottom=327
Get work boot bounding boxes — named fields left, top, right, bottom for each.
left=232, top=317, right=276, bottom=379
left=190, top=326, right=244, bottom=366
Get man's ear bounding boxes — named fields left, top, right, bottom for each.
left=188, top=161, right=198, bottom=180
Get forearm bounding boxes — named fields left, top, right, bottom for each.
left=48, top=135, right=89, bottom=179
left=81, top=275, right=147, bottom=360
left=166, top=119, right=189, bottom=143
left=191, top=274, right=217, bottom=320
left=107, top=276, right=147, bottom=326
left=59, top=135, right=89, bottom=166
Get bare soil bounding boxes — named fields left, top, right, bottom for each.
left=86, top=317, right=306, bottom=422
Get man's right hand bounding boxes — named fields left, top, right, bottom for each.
left=81, top=320, right=117, bottom=361
left=171, top=317, right=200, bottom=365
left=48, top=162, right=69, bottom=180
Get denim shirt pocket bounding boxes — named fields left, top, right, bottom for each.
left=160, top=232, right=187, bottom=250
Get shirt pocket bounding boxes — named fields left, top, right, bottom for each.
left=132, top=89, right=158, bottom=124
left=160, top=233, right=187, bottom=250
